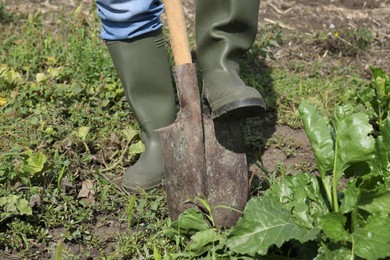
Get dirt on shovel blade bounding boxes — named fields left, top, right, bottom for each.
left=203, top=116, right=248, bottom=227
left=158, top=63, right=250, bottom=227
left=158, top=63, right=206, bottom=219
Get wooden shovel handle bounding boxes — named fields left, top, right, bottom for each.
left=163, top=0, right=192, bottom=65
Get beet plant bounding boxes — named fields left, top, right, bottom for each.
left=164, top=68, right=390, bottom=259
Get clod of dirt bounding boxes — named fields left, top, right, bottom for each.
left=29, top=194, right=42, bottom=208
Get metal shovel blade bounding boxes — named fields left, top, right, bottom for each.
left=203, top=116, right=248, bottom=227
left=160, top=0, right=249, bottom=227
left=157, top=63, right=206, bottom=219
left=158, top=64, right=249, bottom=226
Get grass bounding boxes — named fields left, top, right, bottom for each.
left=0, top=3, right=375, bottom=259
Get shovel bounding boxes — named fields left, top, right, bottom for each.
left=158, top=0, right=248, bottom=227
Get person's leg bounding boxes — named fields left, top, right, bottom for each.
left=96, top=0, right=165, bottom=40
left=196, top=0, right=266, bottom=119
left=96, top=1, right=176, bottom=190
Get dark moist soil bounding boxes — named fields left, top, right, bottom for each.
left=2, top=0, right=390, bottom=258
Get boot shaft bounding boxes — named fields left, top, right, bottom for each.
left=196, top=0, right=260, bottom=78
left=195, top=0, right=265, bottom=119
left=106, top=29, right=176, bottom=134
left=105, top=29, right=177, bottom=191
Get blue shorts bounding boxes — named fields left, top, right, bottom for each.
left=95, top=0, right=164, bottom=40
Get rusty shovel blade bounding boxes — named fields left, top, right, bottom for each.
left=157, top=63, right=206, bottom=219
left=203, top=116, right=248, bottom=227
left=160, top=0, right=249, bottom=227
left=158, top=63, right=248, bottom=227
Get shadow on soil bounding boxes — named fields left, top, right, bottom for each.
left=242, top=57, right=278, bottom=187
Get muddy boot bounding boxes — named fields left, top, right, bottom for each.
left=106, top=29, right=176, bottom=191
left=196, top=0, right=266, bottom=119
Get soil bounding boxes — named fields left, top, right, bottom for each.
left=2, top=0, right=390, bottom=258
left=2, top=0, right=389, bottom=73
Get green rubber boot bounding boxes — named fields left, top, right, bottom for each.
left=106, top=30, right=176, bottom=191
left=196, top=0, right=266, bottom=119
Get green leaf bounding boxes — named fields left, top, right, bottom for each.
left=57, top=164, right=66, bottom=190
left=36, top=72, right=48, bottom=83
left=193, top=197, right=212, bottom=215
left=365, top=67, right=390, bottom=125
left=171, top=208, right=209, bottom=237
left=315, top=246, right=352, bottom=260
left=0, top=195, right=13, bottom=207
left=227, top=196, right=320, bottom=256
left=332, top=104, right=355, bottom=131
left=153, top=247, right=162, bottom=260
left=123, top=127, right=139, bottom=142
left=340, top=180, right=360, bottom=214
left=71, top=82, right=84, bottom=94
left=0, top=195, right=32, bottom=222
left=55, top=240, right=63, bottom=260
left=357, top=87, right=376, bottom=109
left=353, top=215, right=390, bottom=260
left=268, top=174, right=328, bottom=229
left=319, top=212, right=351, bottom=241
left=344, top=161, right=371, bottom=179
left=3, top=203, right=17, bottom=214
left=129, top=140, right=145, bottom=155
left=370, top=66, right=387, bottom=80
left=358, top=189, right=390, bottom=215
left=0, top=96, right=7, bottom=106
left=0, top=64, right=24, bottom=86
left=375, top=116, right=390, bottom=174
left=188, top=229, right=221, bottom=257
left=21, top=151, right=47, bottom=175
left=333, top=112, right=375, bottom=179
left=370, top=67, right=389, bottom=101
left=0, top=194, right=18, bottom=212
left=190, top=197, right=214, bottom=225
left=16, top=198, right=32, bottom=216
left=47, top=67, right=63, bottom=78
left=359, top=174, right=386, bottom=191
left=77, top=126, right=90, bottom=140
left=299, top=103, right=334, bottom=178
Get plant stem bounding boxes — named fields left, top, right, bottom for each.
left=332, top=174, right=339, bottom=212
left=82, top=141, right=90, bottom=154
left=333, top=175, right=339, bottom=212
left=350, top=192, right=360, bottom=233
left=351, top=235, right=356, bottom=260
left=322, top=177, right=333, bottom=208
left=100, top=139, right=131, bottom=173
left=55, top=240, right=62, bottom=260
left=332, top=137, right=340, bottom=212
left=351, top=206, right=357, bottom=233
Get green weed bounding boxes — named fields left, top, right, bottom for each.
left=268, top=135, right=300, bottom=158
left=322, top=27, right=373, bottom=57
left=0, top=2, right=386, bottom=259
left=0, top=6, right=176, bottom=257
left=0, top=3, right=13, bottom=23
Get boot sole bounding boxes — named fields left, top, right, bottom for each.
left=210, top=97, right=266, bottom=119
left=122, top=178, right=163, bottom=193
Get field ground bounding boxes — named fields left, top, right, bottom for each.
left=1, top=0, right=390, bottom=258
